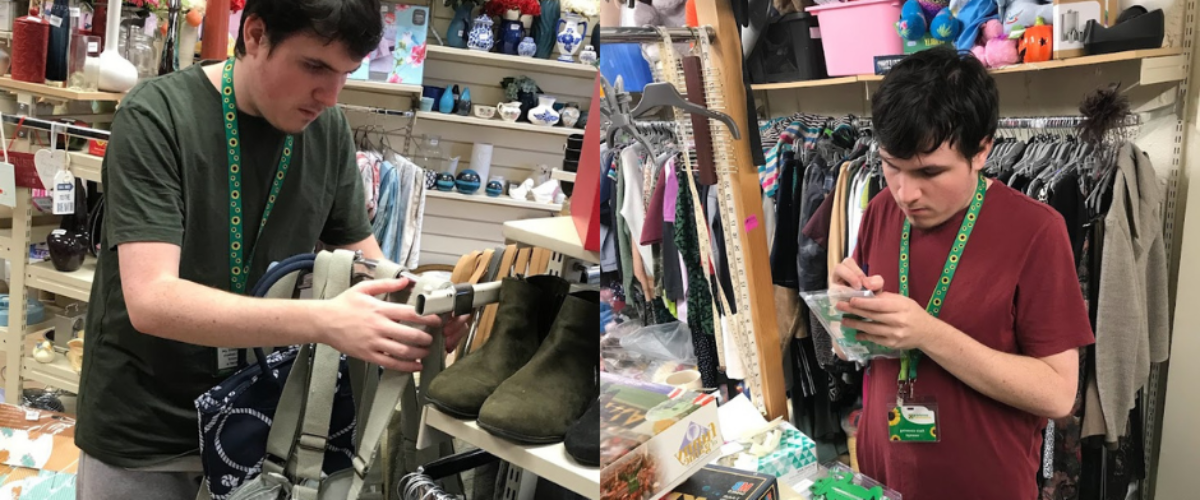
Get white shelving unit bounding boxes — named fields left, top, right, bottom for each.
left=503, top=217, right=598, bottom=265
left=426, top=45, right=597, bottom=78
left=426, top=189, right=561, bottom=212
left=416, top=111, right=581, bottom=137
left=421, top=406, right=599, bottom=500
left=0, top=81, right=116, bottom=399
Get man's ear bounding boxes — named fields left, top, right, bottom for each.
left=241, top=15, right=267, bottom=57
left=971, top=137, right=994, bottom=173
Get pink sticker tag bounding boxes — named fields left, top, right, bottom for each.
left=744, top=215, right=759, bottom=232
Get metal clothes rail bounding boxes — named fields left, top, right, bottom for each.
left=0, top=114, right=112, bottom=141
left=598, top=27, right=715, bottom=43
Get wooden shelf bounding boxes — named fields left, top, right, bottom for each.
left=0, top=224, right=56, bottom=255
left=422, top=406, right=598, bottom=499
left=503, top=217, right=597, bottom=264
left=343, top=79, right=424, bottom=96
left=22, top=353, right=79, bottom=394
left=27, top=258, right=96, bottom=303
left=67, top=152, right=103, bottom=184
left=426, top=45, right=597, bottom=78
left=417, top=111, right=579, bottom=136
left=550, top=170, right=576, bottom=183
left=0, top=77, right=125, bottom=102
left=427, top=189, right=561, bottom=212
left=752, top=47, right=1186, bottom=91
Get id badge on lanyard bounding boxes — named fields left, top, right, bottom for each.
left=888, top=175, right=987, bottom=444
left=214, top=57, right=295, bottom=378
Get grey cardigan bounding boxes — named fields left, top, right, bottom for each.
left=1090, top=143, right=1171, bottom=442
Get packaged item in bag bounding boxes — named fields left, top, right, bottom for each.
left=800, top=289, right=901, bottom=362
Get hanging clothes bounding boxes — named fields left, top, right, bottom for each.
left=1088, top=143, right=1171, bottom=444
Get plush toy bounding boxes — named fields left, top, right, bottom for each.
left=970, top=19, right=1020, bottom=67
left=1001, top=0, right=1054, bottom=36
left=897, top=0, right=963, bottom=41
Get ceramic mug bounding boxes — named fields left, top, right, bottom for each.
left=473, top=104, right=496, bottom=119
left=663, top=369, right=703, bottom=392
left=419, top=97, right=435, bottom=112
left=497, top=101, right=522, bottom=123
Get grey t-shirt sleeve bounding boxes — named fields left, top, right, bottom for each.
left=319, top=112, right=373, bottom=247
left=103, top=98, right=185, bottom=249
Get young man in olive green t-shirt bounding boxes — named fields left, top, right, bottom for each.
left=74, top=1, right=466, bottom=498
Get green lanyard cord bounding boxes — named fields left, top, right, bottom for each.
left=222, top=58, right=294, bottom=294
left=897, top=175, right=988, bottom=387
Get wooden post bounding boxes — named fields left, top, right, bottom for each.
left=201, top=0, right=231, bottom=60
left=693, top=0, right=788, bottom=421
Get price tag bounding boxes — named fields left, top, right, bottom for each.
left=53, top=169, right=75, bottom=215
left=217, top=347, right=238, bottom=371
left=48, top=15, right=62, bottom=27
left=25, top=409, right=39, bottom=421
left=88, top=41, right=99, bottom=52
left=0, top=161, right=16, bottom=208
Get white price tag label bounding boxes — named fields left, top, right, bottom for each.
left=88, top=41, right=99, bottom=52
left=25, top=409, right=39, bottom=421
left=48, top=15, right=62, bottom=27
left=52, top=170, right=75, bottom=215
left=0, top=162, right=15, bottom=208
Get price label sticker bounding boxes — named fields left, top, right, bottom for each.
left=88, top=41, right=99, bottom=52
left=48, top=15, right=62, bottom=27
left=0, top=162, right=15, bottom=208
left=53, top=170, right=75, bottom=215
left=25, top=409, right=39, bottom=421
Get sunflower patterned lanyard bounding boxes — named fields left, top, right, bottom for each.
left=221, top=58, right=294, bottom=295
left=889, top=174, right=987, bottom=443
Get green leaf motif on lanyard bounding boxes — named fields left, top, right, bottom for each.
left=897, top=175, right=987, bottom=384
left=222, top=58, right=294, bottom=294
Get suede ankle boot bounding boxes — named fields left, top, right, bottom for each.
left=425, top=275, right=571, bottom=419
left=477, top=290, right=600, bottom=444
left=564, top=399, right=599, bottom=466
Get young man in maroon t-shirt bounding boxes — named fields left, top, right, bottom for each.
left=830, top=46, right=1095, bottom=499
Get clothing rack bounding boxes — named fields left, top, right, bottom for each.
left=996, top=115, right=1141, bottom=129
left=598, top=27, right=715, bottom=43
left=340, top=103, right=418, bottom=157
left=0, top=114, right=112, bottom=141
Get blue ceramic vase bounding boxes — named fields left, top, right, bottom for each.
left=486, top=180, right=505, bottom=197
left=518, top=37, right=537, bottom=57
left=456, top=87, right=472, bottom=116
left=446, top=5, right=474, bottom=49
left=468, top=15, right=495, bottom=51
left=436, top=172, right=456, bottom=192
left=455, top=170, right=481, bottom=194
left=439, top=85, right=458, bottom=114
left=534, top=0, right=560, bottom=59
left=499, top=20, right=524, bottom=55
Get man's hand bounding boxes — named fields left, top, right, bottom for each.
left=832, top=257, right=884, bottom=292
left=443, top=314, right=471, bottom=353
left=837, top=292, right=941, bottom=351
left=319, top=278, right=441, bottom=372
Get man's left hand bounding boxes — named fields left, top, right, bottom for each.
left=837, top=292, right=942, bottom=351
left=443, top=314, right=472, bottom=353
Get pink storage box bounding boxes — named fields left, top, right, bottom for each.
left=807, top=0, right=905, bottom=76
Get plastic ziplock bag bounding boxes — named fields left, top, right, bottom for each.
left=619, top=321, right=697, bottom=365
left=799, top=289, right=901, bottom=362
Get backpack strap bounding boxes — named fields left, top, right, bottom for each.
left=346, top=272, right=445, bottom=500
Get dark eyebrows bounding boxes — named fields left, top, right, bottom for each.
left=303, top=56, right=338, bottom=73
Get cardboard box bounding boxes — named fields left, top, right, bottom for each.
left=0, top=404, right=79, bottom=498
left=666, top=465, right=779, bottom=500
left=600, top=373, right=723, bottom=500
left=1052, top=0, right=1120, bottom=59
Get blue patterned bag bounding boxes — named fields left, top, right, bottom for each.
left=194, top=254, right=358, bottom=499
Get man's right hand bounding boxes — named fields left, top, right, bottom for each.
left=832, top=257, right=885, bottom=293
left=318, top=278, right=442, bottom=373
